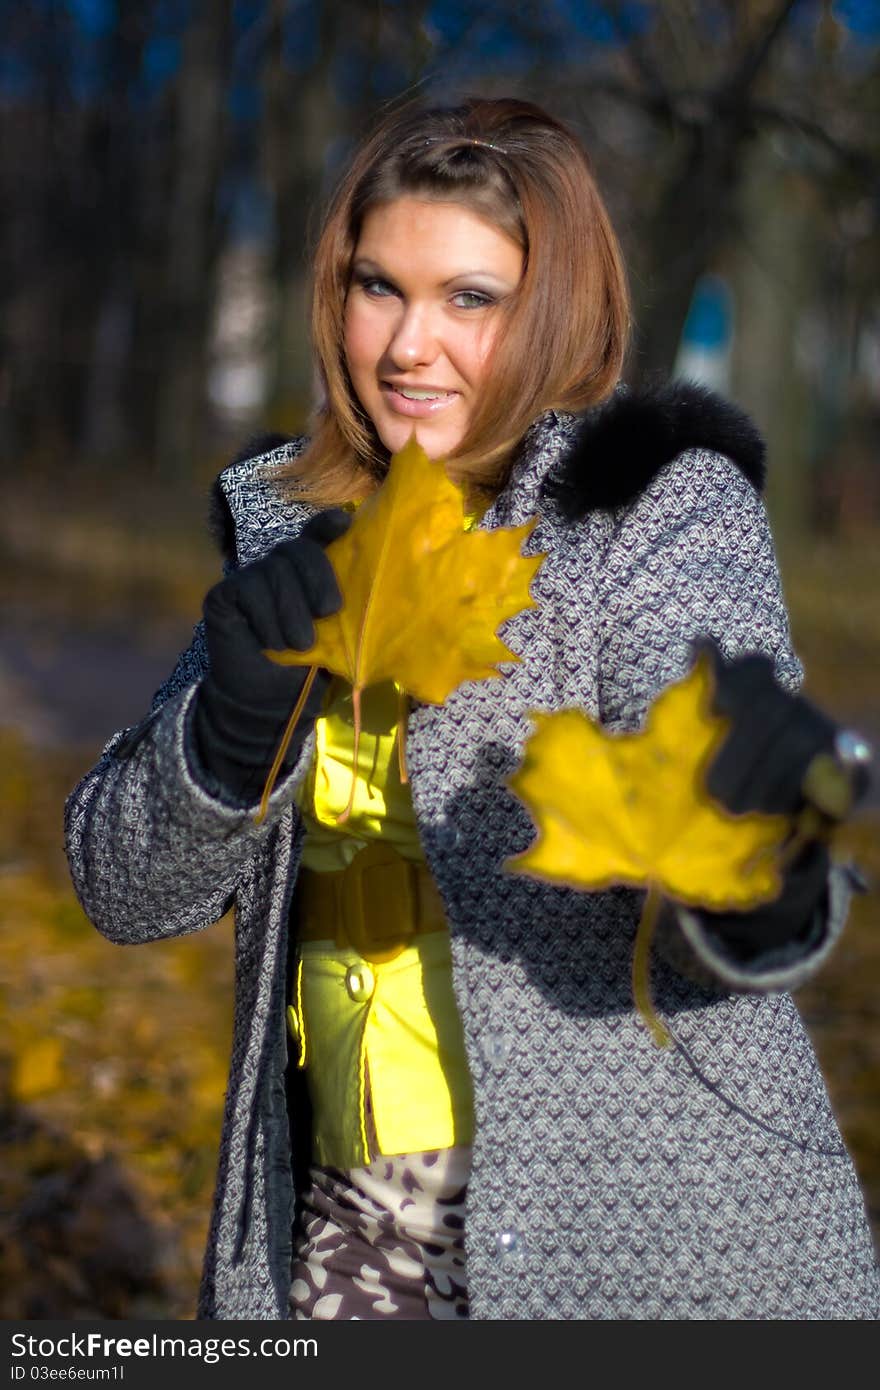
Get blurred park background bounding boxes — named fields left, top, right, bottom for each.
left=1, top=0, right=878, bottom=1318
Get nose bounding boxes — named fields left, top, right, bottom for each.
left=385, top=303, right=439, bottom=370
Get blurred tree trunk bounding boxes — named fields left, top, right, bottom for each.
left=81, top=1, right=152, bottom=462
left=731, top=141, right=821, bottom=553
left=632, top=120, right=746, bottom=379
left=155, top=0, right=233, bottom=477
left=622, top=0, right=801, bottom=381
left=262, top=0, right=344, bottom=431
left=1, top=1, right=71, bottom=462
left=2, top=2, right=157, bottom=468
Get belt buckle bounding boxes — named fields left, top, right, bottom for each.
left=343, top=843, right=416, bottom=964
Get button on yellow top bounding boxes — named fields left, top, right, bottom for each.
left=344, top=962, right=376, bottom=1003
left=296, top=936, right=474, bottom=1168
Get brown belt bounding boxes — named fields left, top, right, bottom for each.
left=295, top=841, right=448, bottom=964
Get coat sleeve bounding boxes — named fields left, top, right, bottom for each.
left=63, top=617, right=314, bottom=947
left=592, top=445, right=855, bottom=993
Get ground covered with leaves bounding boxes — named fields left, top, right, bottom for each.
left=0, top=734, right=233, bottom=1319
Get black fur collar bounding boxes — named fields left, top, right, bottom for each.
left=542, top=380, right=766, bottom=520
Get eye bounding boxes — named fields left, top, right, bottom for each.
left=451, top=290, right=494, bottom=310
left=358, top=276, right=398, bottom=299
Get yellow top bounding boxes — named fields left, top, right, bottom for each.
left=292, top=678, right=474, bottom=1167
left=295, top=678, right=422, bottom=868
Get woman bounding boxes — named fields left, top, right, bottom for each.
left=65, top=97, right=879, bottom=1320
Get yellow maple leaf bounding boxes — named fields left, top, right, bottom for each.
left=269, top=436, right=543, bottom=699
left=505, top=655, right=787, bottom=909
left=504, top=655, right=791, bottom=1045
left=257, top=436, right=546, bottom=821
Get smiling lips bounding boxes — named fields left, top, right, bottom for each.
left=381, top=382, right=460, bottom=418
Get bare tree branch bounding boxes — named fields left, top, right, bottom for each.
left=598, top=0, right=675, bottom=121
left=722, top=0, right=800, bottom=103
left=748, top=102, right=880, bottom=178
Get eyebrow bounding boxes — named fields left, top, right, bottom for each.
left=351, top=257, right=516, bottom=289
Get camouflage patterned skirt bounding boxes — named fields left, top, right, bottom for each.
left=289, top=1146, right=471, bottom=1319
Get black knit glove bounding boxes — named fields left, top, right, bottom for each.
left=192, top=509, right=352, bottom=802
left=695, top=641, right=872, bottom=959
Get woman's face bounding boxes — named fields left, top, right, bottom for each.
left=344, top=196, right=524, bottom=460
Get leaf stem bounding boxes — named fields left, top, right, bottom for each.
left=632, top=882, right=673, bottom=1049
left=255, top=666, right=319, bottom=826
left=397, top=685, right=409, bottom=786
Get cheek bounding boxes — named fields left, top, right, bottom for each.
left=343, top=303, right=378, bottom=379
left=460, top=319, right=501, bottom=386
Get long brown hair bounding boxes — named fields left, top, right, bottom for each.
left=277, top=96, right=631, bottom=505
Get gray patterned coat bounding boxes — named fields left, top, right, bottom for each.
left=65, top=401, right=880, bottom=1320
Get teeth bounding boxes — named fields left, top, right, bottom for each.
left=396, top=388, right=449, bottom=400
